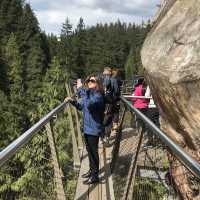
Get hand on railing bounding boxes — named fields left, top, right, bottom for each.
left=64, top=97, right=73, bottom=102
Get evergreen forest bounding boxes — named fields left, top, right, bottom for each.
left=0, top=0, right=151, bottom=199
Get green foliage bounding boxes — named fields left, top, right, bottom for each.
left=0, top=1, right=71, bottom=199
left=125, top=48, right=137, bottom=79
left=61, top=17, right=73, bottom=37
left=0, top=0, right=23, bottom=41
left=72, top=18, right=88, bottom=77
left=60, top=18, right=75, bottom=77
left=5, top=33, right=23, bottom=97
left=48, top=19, right=149, bottom=78
left=133, top=177, right=168, bottom=200
left=125, top=47, right=145, bottom=79
left=38, top=56, right=67, bottom=114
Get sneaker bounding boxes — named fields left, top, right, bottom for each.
left=102, top=136, right=109, bottom=144
left=143, top=140, right=154, bottom=149
left=82, top=170, right=91, bottom=178
left=112, top=123, right=118, bottom=131
left=83, top=176, right=99, bottom=184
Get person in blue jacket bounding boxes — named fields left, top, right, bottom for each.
left=65, top=75, right=105, bottom=184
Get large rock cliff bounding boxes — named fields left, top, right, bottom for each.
left=141, top=0, right=200, bottom=199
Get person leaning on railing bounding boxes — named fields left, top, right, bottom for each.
left=130, top=77, right=149, bottom=129
left=65, top=75, right=105, bottom=184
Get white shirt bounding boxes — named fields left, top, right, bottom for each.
left=145, top=86, right=156, bottom=108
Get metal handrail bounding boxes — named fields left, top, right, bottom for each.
left=123, top=95, right=152, bottom=99
left=120, top=96, right=200, bottom=178
left=0, top=101, right=69, bottom=167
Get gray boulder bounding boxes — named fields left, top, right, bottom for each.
left=141, top=0, right=200, bottom=199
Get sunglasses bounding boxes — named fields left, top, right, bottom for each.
left=87, top=79, right=96, bottom=83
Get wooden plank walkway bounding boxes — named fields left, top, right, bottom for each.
left=74, top=139, right=115, bottom=200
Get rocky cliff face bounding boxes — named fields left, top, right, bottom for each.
left=142, top=0, right=200, bottom=154
left=141, top=0, right=200, bottom=199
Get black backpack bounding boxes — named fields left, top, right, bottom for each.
left=103, top=76, right=114, bottom=104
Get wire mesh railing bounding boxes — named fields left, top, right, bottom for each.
left=0, top=102, right=78, bottom=200
left=120, top=80, right=133, bottom=95
left=0, top=131, right=57, bottom=200
left=1, top=82, right=200, bottom=200
left=111, top=96, right=200, bottom=200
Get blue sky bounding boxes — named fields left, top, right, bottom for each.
left=29, top=0, right=161, bottom=35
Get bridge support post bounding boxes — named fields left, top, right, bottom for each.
left=111, top=107, right=127, bottom=172
left=67, top=84, right=83, bottom=151
left=122, top=126, right=144, bottom=200
left=45, top=122, right=66, bottom=200
left=65, top=83, right=81, bottom=170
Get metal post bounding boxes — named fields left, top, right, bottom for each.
left=65, top=83, right=80, bottom=170
left=111, top=107, right=127, bottom=172
left=45, top=122, right=66, bottom=200
left=122, top=127, right=144, bottom=200
left=67, top=84, right=83, bottom=150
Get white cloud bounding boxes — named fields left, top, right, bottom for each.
left=29, top=0, right=161, bottom=35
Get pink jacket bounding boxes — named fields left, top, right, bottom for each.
left=131, top=85, right=149, bottom=109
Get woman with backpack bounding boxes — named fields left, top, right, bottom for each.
left=65, top=75, right=105, bottom=184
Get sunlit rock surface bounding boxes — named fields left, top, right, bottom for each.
left=141, top=1, right=200, bottom=198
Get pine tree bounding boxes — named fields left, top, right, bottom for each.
left=61, top=17, right=73, bottom=37
left=0, top=90, right=10, bottom=147
left=0, top=2, right=75, bottom=200
left=4, top=33, right=25, bottom=137
left=60, top=18, right=74, bottom=77
left=125, top=48, right=137, bottom=79
left=38, top=56, right=76, bottom=198
left=0, top=0, right=23, bottom=42
left=38, top=56, right=67, bottom=114
left=72, top=17, right=88, bottom=77
left=0, top=49, right=8, bottom=93
left=50, top=19, right=149, bottom=79
left=19, top=4, right=49, bottom=122
left=84, top=27, right=105, bottom=74
left=5, top=33, right=23, bottom=97
left=47, top=34, right=60, bottom=59
left=0, top=33, right=27, bottom=200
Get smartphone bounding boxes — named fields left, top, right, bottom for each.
left=77, top=78, right=82, bottom=84
left=77, top=78, right=83, bottom=89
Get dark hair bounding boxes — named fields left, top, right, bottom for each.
left=134, top=77, right=144, bottom=88
left=84, top=74, right=104, bottom=94
left=104, top=67, right=112, bottom=72
left=137, top=77, right=144, bottom=85
left=136, top=78, right=147, bottom=96
left=112, top=68, right=120, bottom=78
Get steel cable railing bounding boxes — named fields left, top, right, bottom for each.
left=111, top=96, right=200, bottom=200
left=0, top=101, right=78, bottom=200
left=0, top=101, right=68, bottom=167
left=120, top=96, right=200, bottom=178
left=1, top=85, right=200, bottom=200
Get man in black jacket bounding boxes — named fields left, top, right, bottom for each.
left=102, top=67, right=120, bottom=143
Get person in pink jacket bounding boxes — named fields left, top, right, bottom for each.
left=131, top=78, right=149, bottom=129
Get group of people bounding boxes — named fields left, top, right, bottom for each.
left=65, top=67, right=121, bottom=184
left=65, top=71, right=159, bottom=185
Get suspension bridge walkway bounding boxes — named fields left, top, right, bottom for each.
left=0, top=82, right=200, bottom=200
